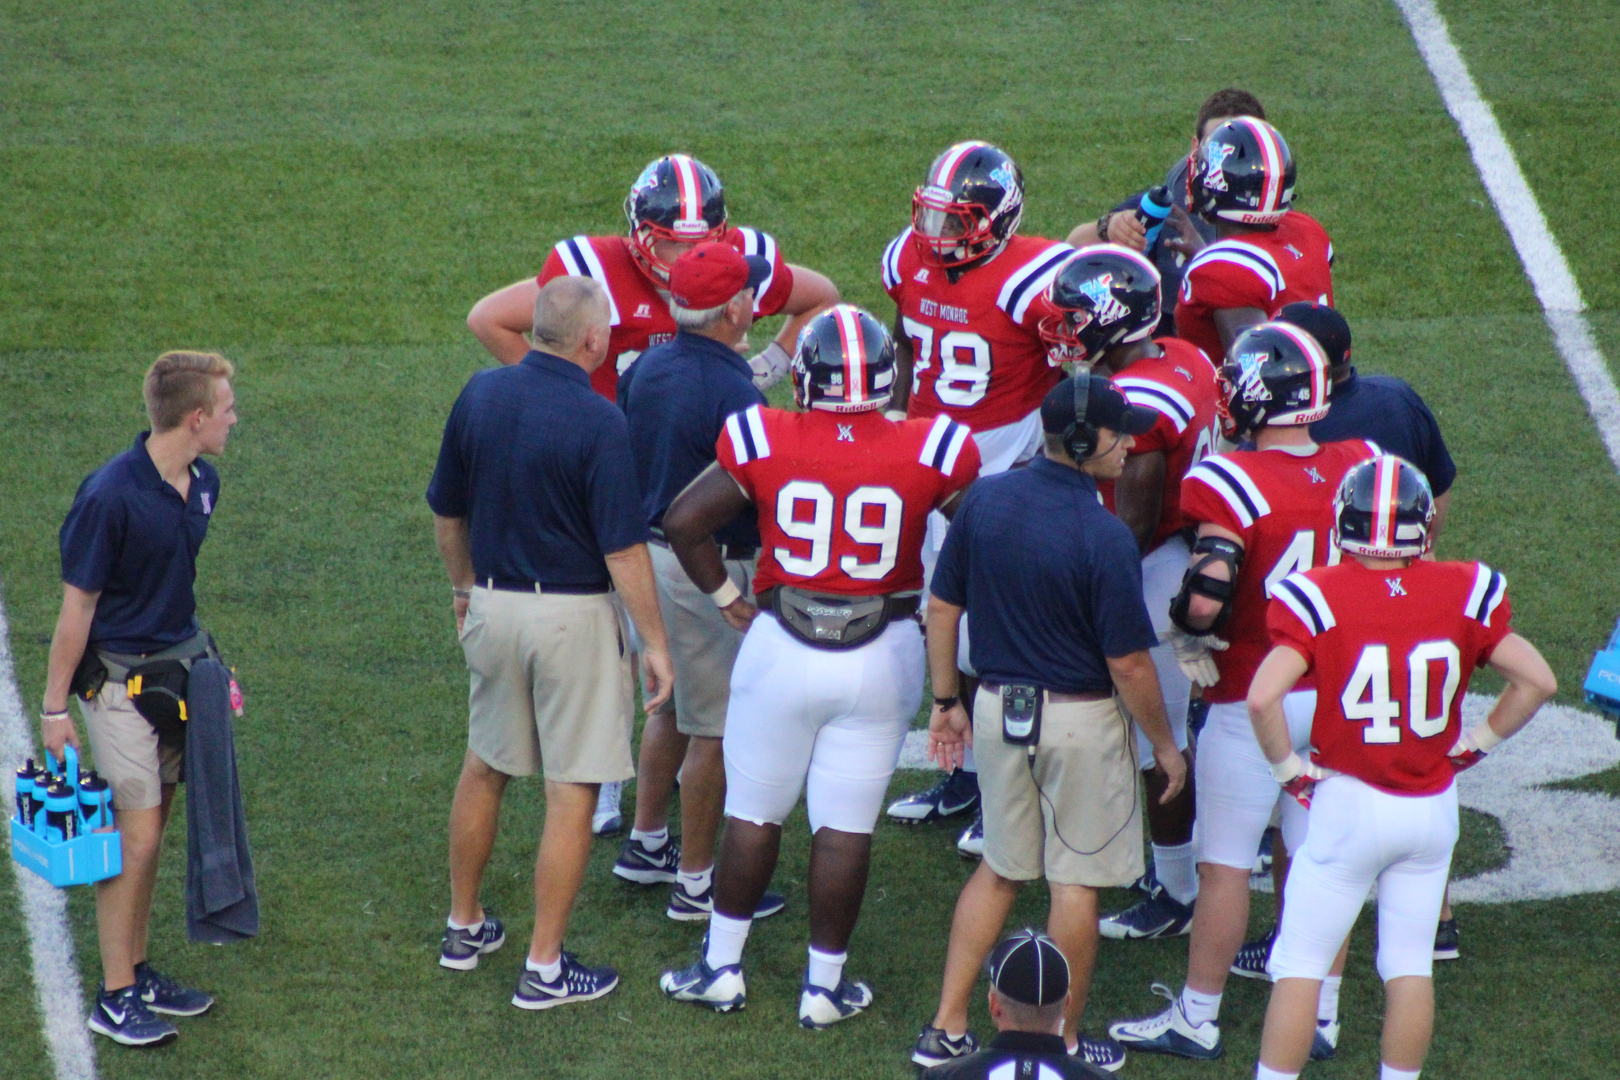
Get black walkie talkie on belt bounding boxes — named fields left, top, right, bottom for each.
left=1001, top=683, right=1042, bottom=757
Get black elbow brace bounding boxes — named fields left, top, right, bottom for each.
left=1169, top=536, right=1245, bottom=634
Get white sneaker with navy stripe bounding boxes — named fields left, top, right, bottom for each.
left=660, top=957, right=747, bottom=1012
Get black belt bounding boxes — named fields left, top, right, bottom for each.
left=980, top=680, right=1113, bottom=704
left=479, top=576, right=610, bottom=596
left=647, top=533, right=758, bottom=562
left=754, top=587, right=921, bottom=620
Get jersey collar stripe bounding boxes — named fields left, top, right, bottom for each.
left=743, top=404, right=772, bottom=459
left=1275, top=576, right=1328, bottom=635
left=1116, top=380, right=1195, bottom=431
left=932, top=142, right=980, bottom=187
left=567, top=236, right=622, bottom=326
left=725, top=412, right=755, bottom=464
left=1185, top=249, right=1283, bottom=298
left=672, top=155, right=702, bottom=227
left=997, top=243, right=1077, bottom=322
left=834, top=306, right=867, bottom=404
left=1244, top=118, right=1284, bottom=214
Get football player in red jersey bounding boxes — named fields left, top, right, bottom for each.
left=1173, top=118, right=1335, bottom=362
left=881, top=141, right=1073, bottom=843
left=466, top=153, right=838, bottom=401
left=1246, top=455, right=1555, bottom=1080
left=1109, top=322, right=1378, bottom=1062
left=655, top=306, right=979, bottom=1028
left=1036, top=245, right=1222, bottom=940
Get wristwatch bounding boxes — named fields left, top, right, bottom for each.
left=933, top=695, right=960, bottom=711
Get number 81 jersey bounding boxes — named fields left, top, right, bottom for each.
left=717, top=406, right=981, bottom=596
left=882, top=229, right=1072, bottom=429
left=1267, top=558, right=1513, bottom=794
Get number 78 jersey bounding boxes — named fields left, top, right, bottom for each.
left=1268, top=559, right=1513, bottom=794
left=882, top=230, right=1072, bottom=429
left=1180, top=439, right=1380, bottom=703
left=717, top=406, right=981, bottom=597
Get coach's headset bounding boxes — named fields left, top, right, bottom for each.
left=1061, top=372, right=1100, bottom=461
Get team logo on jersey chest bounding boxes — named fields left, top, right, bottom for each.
left=1078, top=273, right=1130, bottom=326
left=1304, top=466, right=1325, bottom=484
left=837, top=424, right=854, bottom=442
left=633, top=302, right=652, bottom=318
left=1385, top=577, right=1407, bottom=596
left=1284, top=244, right=1304, bottom=260
left=1175, top=366, right=1192, bottom=382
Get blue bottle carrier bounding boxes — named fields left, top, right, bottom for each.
left=10, top=746, right=123, bottom=887
left=1584, top=618, right=1620, bottom=737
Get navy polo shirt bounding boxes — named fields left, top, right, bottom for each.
left=426, top=351, right=650, bottom=588
left=59, top=432, right=221, bottom=654
left=1310, top=368, right=1456, bottom=496
left=931, top=457, right=1158, bottom=694
left=619, top=331, right=764, bottom=549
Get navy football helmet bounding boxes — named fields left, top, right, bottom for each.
left=624, top=154, right=728, bottom=283
left=1189, top=117, right=1296, bottom=226
left=1217, top=321, right=1331, bottom=439
left=1333, top=454, right=1435, bottom=559
left=911, top=142, right=1024, bottom=268
left=1036, top=245, right=1162, bottom=367
left=793, top=305, right=896, bottom=414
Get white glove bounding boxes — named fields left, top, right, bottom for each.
left=747, top=341, right=792, bottom=390
left=1166, top=628, right=1227, bottom=688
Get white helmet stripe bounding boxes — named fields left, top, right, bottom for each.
left=1270, top=322, right=1330, bottom=409
left=931, top=142, right=982, bottom=187
left=672, top=155, right=702, bottom=225
left=1245, top=119, right=1285, bottom=215
left=834, top=305, right=867, bottom=404
left=1373, top=455, right=1398, bottom=550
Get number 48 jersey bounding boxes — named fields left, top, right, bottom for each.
left=1268, top=558, right=1513, bottom=794
left=717, top=406, right=981, bottom=597
left=1180, top=439, right=1380, bottom=703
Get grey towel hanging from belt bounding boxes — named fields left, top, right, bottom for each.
left=184, top=658, right=259, bottom=942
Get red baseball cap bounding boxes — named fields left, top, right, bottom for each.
left=668, top=242, right=771, bottom=309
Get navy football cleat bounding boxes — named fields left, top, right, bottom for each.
left=613, top=835, right=681, bottom=884
left=1098, top=884, right=1194, bottom=940
left=912, top=1024, right=979, bottom=1067
left=886, top=768, right=979, bottom=823
left=1229, top=925, right=1276, bottom=980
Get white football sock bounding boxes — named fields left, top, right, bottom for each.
left=1255, top=1065, right=1298, bottom=1080
left=706, top=913, right=752, bottom=969
left=807, top=947, right=846, bottom=991
left=961, top=745, right=976, bottom=773
left=595, top=781, right=622, bottom=813
left=1380, top=1066, right=1420, bottom=1080
left=527, top=955, right=562, bottom=982
left=1318, top=974, right=1342, bottom=1023
left=447, top=915, right=480, bottom=931
left=1152, top=840, right=1198, bottom=905
left=1180, top=985, right=1222, bottom=1026
left=630, top=826, right=668, bottom=851
left=676, top=866, right=713, bottom=897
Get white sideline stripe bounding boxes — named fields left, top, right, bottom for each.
left=1395, top=0, right=1620, bottom=470
left=0, top=596, right=99, bottom=1079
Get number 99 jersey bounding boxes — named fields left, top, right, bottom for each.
left=1180, top=438, right=1380, bottom=703
left=1268, top=559, right=1513, bottom=794
left=881, top=229, right=1073, bottom=430
left=716, top=405, right=981, bottom=597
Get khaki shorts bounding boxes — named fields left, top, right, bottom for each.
left=649, top=543, right=753, bottom=737
left=461, top=586, right=634, bottom=782
left=974, top=686, right=1144, bottom=887
left=81, top=680, right=183, bottom=811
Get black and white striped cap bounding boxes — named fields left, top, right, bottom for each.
left=987, top=928, right=1069, bottom=1006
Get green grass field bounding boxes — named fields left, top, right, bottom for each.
left=3, top=1, right=1618, bottom=1077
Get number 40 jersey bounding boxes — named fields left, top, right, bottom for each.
left=717, top=406, right=981, bottom=597
left=1268, top=558, right=1513, bottom=794
left=1180, top=439, right=1380, bottom=703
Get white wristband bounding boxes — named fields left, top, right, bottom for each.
left=708, top=579, right=742, bottom=609
left=1461, top=723, right=1504, bottom=753
left=1268, top=752, right=1304, bottom=785
left=883, top=409, right=908, bottom=422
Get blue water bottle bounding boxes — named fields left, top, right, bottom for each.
left=42, top=780, right=78, bottom=843
left=13, top=759, right=37, bottom=826
left=78, top=770, right=112, bottom=832
left=1135, top=185, right=1173, bottom=249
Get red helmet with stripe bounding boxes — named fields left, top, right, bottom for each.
left=1188, top=117, right=1296, bottom=226
left=792, top=305, right=897, bottom=414
left=1333, top=454, right=1435, bottom=559
left=911, top=141, right=1025, bottom=268
left=1216, top=321, right=1331, bottom=439
left=624, top=154, right=728, bottom=284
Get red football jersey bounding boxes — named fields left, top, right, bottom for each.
left=1269, top=559, right=1513, bottom=795
left=881, top=230, right=1072, bottom=430
left=717, top=406, right=980, bottom=596
left=1097, top=338, right=1222, bottom=552
left=1173, top=211, right=1335, bottom=361
left=538, top=228, right=794, bottom=400
left=1179, top=439, right=1379, bottom=702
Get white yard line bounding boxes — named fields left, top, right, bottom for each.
left=1394, top=0, right=1620, bottom=469
left=1, top=597, right=99, bottom=1080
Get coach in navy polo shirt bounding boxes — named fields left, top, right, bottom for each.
left=916, top=375, right=1187, bottom=1067
left=609, top=242, right=786, bottom=920
left=427, top=276, right=673, bottom=1010
left=39, top=351, right=238, bottom=1047
left=1281, top=302, right=1457, bottom=531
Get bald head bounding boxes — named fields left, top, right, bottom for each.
left=533, top=277, right=612, bottom=363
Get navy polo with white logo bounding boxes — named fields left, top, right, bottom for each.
left=931, top=456, right=1158, bottom=694
left=60, top=432, right=222, bottom=654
